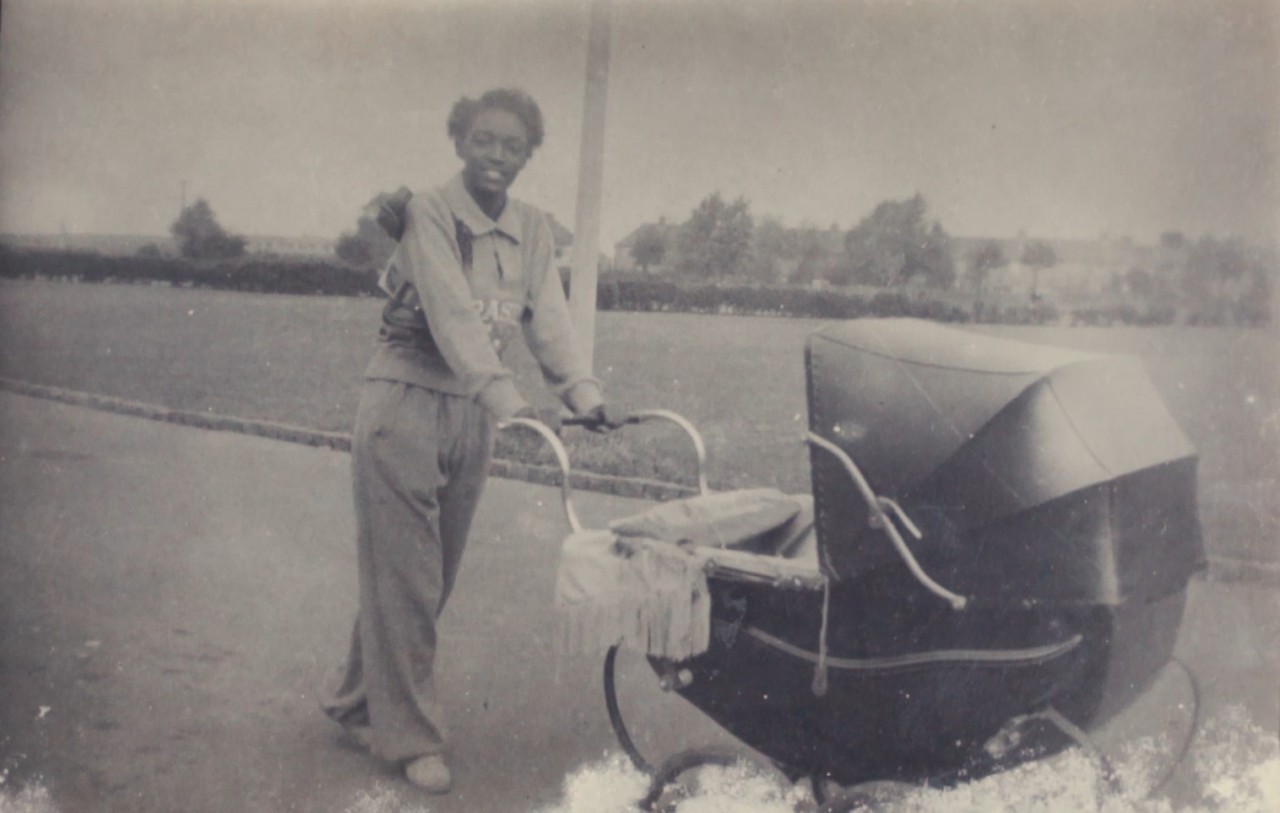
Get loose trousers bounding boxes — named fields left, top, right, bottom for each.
left=323, top=379, right=494, bottom=762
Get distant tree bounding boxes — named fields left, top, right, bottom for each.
left=1020, top=240, right=1057, bottom=300
left=1185, top=235, right=1248, bottom=295
left=672, top=193, right=754, bottom=278
left=335, top=232, right=376, bottom=268
left=334, top=189, right=406, bottom=271
left=790, top=229, right=835, bottom=286
left=744, top=216, right=798, bottom=282
left=1124, top=266, right=1155, bottom=299
left=1105, top=270, right=1125, bottom=297
left=1182, top=235, right=1274, bottom=324
left=1237, top=264, right=1274, bottom=325
left=1120, top=265, right=1168, bottom=308
left=170, top=199, right=246, bottom=259
left=841, top=194, right=954, bottom=288
left=335, top=214, right=394, bottom=269
left=136, top=243, right=163, bottom=259
left=630, top=222, right=668, bottom=273
left=917, top=223, right=956, bottom=288
left=1152, top=229, right=1189, bottom=284
left=967, top=239, right=1008, bottom=316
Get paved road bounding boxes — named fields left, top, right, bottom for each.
left=0, top=392, right=742, bottom=812
left=1, top=392, right=1277, bottom=812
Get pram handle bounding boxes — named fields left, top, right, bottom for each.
left=805, top=432, right=968, bottom=611
left=496, top=409, right=712, bottom=535
left=604, top=409, right=711, bottom=497
left=498, top=416, right=585, bottom=533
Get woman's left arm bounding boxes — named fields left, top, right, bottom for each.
left=521, top=214, right=604, bottom=415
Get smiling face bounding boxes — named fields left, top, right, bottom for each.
left=456, top=107, right=532, bottom=216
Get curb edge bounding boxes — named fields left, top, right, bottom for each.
left=0, top=377, right=696, bottom=503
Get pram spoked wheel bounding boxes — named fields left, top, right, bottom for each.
left=813, top=780, right=916, bottom=813
left=610, top=642, right=916, bottom=813
left=605, top=646, right=791, bottom=811
left=640, top=746, right=793, bottom=812
left=639, top=751, right=917, bottom=813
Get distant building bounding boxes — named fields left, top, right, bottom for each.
left=546, top=214, right=575, bottom=274
left=544, top=213, right=613, bottom=275
left=953, top=235, right=1156, bottom=302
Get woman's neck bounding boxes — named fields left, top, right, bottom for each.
left=466, top=183, right=507, bottom=221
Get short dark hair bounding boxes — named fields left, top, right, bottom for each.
left=447, top=88, right=545, bottom=151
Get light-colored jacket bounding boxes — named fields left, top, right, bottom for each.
left=364, top=173, right=602, bottom=419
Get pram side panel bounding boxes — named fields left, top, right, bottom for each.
left=663, top=574, right=1100, bottom=785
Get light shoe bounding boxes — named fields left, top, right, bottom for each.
left=405, top=755, right=452, bottom=794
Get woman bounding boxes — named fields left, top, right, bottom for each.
left=324, top=88, right=618, bottom=794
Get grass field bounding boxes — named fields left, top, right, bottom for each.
left=2, top=278, right=1276, bottom=565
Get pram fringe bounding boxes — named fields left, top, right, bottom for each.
left=556, top=536, right=712, bottom=662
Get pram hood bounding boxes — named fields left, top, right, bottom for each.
left=806, top=319, right=1204, bottom=604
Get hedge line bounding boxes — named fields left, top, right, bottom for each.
left=0, top=248, right=379, bottom=297
left=591, top=276, right=974, bottom=321
left=1069, top=303, right=1178, bottom=326
left=0, top=246, right=1197, bottom=326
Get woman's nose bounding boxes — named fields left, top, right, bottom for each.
left=484, top=142, right=523, bottom=164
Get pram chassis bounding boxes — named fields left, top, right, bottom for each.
left=499, top=410, right=1125, bottom=810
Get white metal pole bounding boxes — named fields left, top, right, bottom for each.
left=569, top=0, right=612, bottom=370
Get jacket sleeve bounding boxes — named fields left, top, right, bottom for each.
left=522, top=214, right=604, bottom=415
left=397, top=195, right=527, bottom=419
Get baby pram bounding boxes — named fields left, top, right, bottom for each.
left=503, top=318, right=1204, bottom=811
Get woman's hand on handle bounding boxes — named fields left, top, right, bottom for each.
left=512, top=405, right=564, bottom=435
left=575, top=403, right=628, bottom=433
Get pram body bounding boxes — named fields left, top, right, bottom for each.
left=652, top=319, right=1203, bottom=787
left=512, top=318, right=1204, bottom=798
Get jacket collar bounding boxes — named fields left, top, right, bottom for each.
left=442, top=173, right=523, bottom=244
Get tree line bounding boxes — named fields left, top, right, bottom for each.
left=158, top=192, right=1273, bottom=327
left=1106, top=231, right=1273, bottom=325
left=626, top=191, right=1272, bottom=324
left=629, top=192, right=1056, bottom=295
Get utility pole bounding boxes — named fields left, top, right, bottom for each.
left=180, top=180, right=187, bottom=212
left=568, top=0, right=612, bottom=370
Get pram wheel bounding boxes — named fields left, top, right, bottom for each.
left=816, top=779, right=916, bottom=812
left=639, top=745, right=791, bottom=812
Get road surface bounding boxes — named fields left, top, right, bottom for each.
left=1, top=391, right=1276, bottom=811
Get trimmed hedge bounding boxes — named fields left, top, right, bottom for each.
left=0, top=247, right=974, bottom=321
left=577, top=273, right=997, bottom=322
left=1070, top=304, right=1178, bottom=327
left=0, top=247, right=379, bottom=297
left=4, top=246, right=1260, bottom=326
left=599, top=278, right=973, bottom=322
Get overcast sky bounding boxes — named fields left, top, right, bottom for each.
left=0, top=0, right=1276, bottom=248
